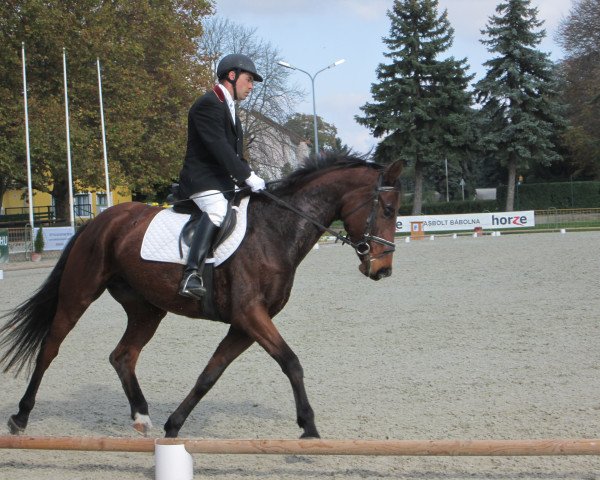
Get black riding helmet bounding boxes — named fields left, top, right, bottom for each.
left=217, top=54, right=262, bottom=100
left=217, top=54, right=263, bottom=83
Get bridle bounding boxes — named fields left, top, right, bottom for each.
left=349, top=171, right=398, bottom=256
left=260, top=171, right=399, bottom=264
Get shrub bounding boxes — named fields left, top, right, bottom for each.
left=34, top=226, right=45, bottom=253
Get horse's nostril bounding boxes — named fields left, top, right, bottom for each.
left=373, top=268, right=392, bottom=280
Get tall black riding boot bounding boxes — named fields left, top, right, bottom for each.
left=179, top=214, right=219, bottom=300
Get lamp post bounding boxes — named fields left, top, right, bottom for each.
left=277, top=59, right=345, bottom=157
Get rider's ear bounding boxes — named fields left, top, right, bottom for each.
left=383, top=160, right=403, bottom=185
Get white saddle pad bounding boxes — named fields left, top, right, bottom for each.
left=140, top=198, right=249, bottom=266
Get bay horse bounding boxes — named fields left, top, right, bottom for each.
left=0, top=155, right=402, bottom=438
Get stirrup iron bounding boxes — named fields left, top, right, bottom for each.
left=179, top=272, right=207, bottom=299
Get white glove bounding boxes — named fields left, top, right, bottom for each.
left=245, top=172, right=266, bottom=192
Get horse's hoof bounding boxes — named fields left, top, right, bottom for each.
left=163, top=417, right=181, bottom=438
left=300, top=432, right=320, bottom=439
left=133, top=413, right=153, bottom=436
left=7, top=416, right=25, bottom=435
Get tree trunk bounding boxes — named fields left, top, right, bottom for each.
left=52, top=179, right=70, bottom=224
left=505, top=156, right=517, bottom=211
left=412, top=156, right=424, bottom=215
left=0, top=177, right=9, bottom=212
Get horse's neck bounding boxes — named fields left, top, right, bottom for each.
left=247, top=167, right=378, bottom=267
left=269, top=188, right=338, bottom=260
left=261, top=172, right=367, bottom=262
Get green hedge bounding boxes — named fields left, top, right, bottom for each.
left=399, top=181, right=600, bottom=214
left=498, top=181, right=600, bottom=210
left=398, top=200, right=499, bottom=215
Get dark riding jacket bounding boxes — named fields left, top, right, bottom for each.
left=178, top=85, right=252, bottom=200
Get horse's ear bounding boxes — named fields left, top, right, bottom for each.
left=383, top=160, right=403, bottom=185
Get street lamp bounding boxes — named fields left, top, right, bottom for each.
left=277, top=59, right=345, bottom=157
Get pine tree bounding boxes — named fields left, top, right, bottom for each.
left=475, top=0, right=565, bottom=211
left=356, top=0, right=473, bottom=214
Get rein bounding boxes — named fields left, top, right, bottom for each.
left=260, top=172, right=399, bottom=258
left=260, top=189, right=355, bottom=247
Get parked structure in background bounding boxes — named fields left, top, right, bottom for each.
left=241, top=110, right=311, bottom=180
left=475, top=188, right=497, bottom=201
left=1, top=187, right=131, bottom=226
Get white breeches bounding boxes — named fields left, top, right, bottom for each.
left=190, top=190, right=228, bottom=227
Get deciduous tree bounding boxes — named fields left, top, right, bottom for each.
left=0, top=0, right=213, bottom=218
left=556, top=0, right=600, bottom=179
left=284, top=113, right=347, bottom=155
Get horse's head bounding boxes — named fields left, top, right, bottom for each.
left=340, top=160, right=403, bottom=280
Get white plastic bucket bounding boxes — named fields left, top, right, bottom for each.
left=155, top=443, right=193, bottom=480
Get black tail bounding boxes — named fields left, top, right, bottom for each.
left=0, top=224, right=89, bottom=376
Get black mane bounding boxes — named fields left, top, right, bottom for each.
left=269, top=154, right=382, bottom=196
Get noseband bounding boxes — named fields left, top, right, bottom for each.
left=260, top=171, right=399, bottom=262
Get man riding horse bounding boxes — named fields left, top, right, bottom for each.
left=177, top=54, right=266, bottom=300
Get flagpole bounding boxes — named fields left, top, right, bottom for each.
left=96, top=58, right=111, bottom=207
left=62, top=48, right=75, bottom=228
left=21, top=43, right=35, bottom=232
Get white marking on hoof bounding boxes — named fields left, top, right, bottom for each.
left=133, top=413, right=153, bottom=436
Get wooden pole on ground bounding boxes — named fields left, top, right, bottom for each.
left=1, top=436, right=600, bottom=456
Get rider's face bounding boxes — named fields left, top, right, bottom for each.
left=235, top=72, right=254, bottom=100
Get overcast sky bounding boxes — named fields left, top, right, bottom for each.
left=212, top=0, right=571, bottom=153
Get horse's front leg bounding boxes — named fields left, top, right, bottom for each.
left=164, top=326, right=254, bottom=438
left=237, top=303, right=320, bottom=439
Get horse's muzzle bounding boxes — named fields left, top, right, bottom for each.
left=359, top=262, right=392, bottom=280
left=371, top=267, right=392, bottom=280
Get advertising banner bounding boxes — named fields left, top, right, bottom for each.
left=34, top=226, right=75, bottom=251
left=0, top=229, right=8, bottom=263
left=396, top=211, right=535, bottom=233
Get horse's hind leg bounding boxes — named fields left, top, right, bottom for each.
left=8, top=299, right=98, bottom=434
left=107, top=281, right=165, bottom=435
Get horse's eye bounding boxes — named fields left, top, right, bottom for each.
left=383, top=205, right=394, bottom=218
